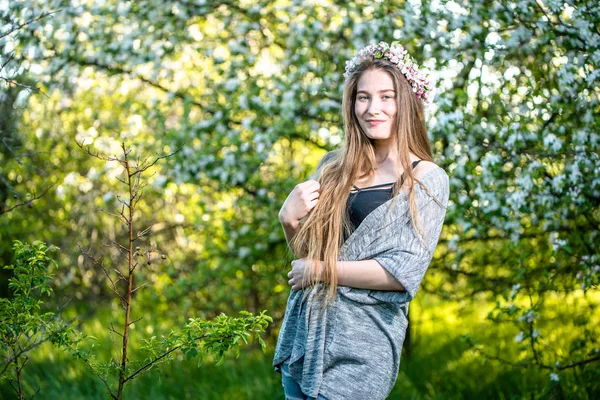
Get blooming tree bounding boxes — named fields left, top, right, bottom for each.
left=2, top=0, right=599, bottom=395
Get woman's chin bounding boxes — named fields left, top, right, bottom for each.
left=365, top=132, right=393, bottom=141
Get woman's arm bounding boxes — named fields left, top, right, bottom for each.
left=338, top=260, right=405, bottom=291
left=287, top=258, right=405, bottom=291
left=278, top=213, right=300, bottom=255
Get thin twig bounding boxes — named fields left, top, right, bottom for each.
left=134, top=226, right=153, bottom=241
left=0, top=53, right=15, bottom=71
left=97, top=207, right=128, bottom=224
left=129, top=148, right=183, bottom=178
left=128, top=316, right=143, bottom=326
left=0, top=184, right=54, bottom=215
left=78, top=245, right=127, bottom=306
left=69, top=344, right=117, bottom=399
left=102, top=237, right=130, bottom=256
left=0, top=10, right=61, bottom=40
left=108, top=326, right=124, bottom=338
left=131, top=282, right=148, bottom=293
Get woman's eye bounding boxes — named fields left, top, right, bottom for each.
left=382, top=95, right=392, bottom=100
left=358, top=96, right=368, bottom=100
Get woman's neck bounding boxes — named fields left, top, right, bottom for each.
left=372, top=142, right=398, bottom=168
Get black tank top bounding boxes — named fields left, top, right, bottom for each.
left=344, top=159, right=423, bottom=241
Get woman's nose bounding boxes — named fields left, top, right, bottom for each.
left=368, top=99, right=381, bottom=115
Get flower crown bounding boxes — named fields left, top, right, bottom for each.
left=344, top=41, right=434, bottom=104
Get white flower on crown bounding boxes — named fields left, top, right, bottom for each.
left=344, top=41, right=434, bottom=105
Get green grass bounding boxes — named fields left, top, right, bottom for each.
left=2, top=294, right=599, bottom=399
left=7, top=346, right=281, bottom=400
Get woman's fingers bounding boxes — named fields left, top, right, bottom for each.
left=297, top=179, right=320, bottom=191
left=288, top=259, right=307, bottom=290
left=288, top=266, right=299, bottom=290
left=288, top=277, right=299, bottom=291
left=287, top=270, right=295, bottom=289
left=297, top=181, right=320, bottom=199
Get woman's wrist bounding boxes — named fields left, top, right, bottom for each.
left=279, top=211, right=300, bottom=229
left=336, top=260, right=346, bottom=286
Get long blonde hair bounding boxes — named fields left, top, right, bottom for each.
left=290, top=57, right=439, bottom=308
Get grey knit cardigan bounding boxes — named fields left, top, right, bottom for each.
left=273, top=151, right=450, bottom=400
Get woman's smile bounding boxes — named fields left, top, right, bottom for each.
left=367, top=120, right=386, bottom=127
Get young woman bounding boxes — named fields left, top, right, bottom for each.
left=273, top=41, right=450, bottom=400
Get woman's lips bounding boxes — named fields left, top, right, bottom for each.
left=368, top=120, right=385, bottom=127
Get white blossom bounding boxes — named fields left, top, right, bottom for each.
left=515, top=332, right=524, bottom=343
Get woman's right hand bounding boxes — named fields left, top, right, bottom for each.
left=278, top=180, right=321, bottom=227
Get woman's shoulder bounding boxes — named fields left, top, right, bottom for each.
left=412, top=160, right=439, bottom=178
left=413, top=161, right=449, bottom=198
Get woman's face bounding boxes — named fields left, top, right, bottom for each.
left=354, top=68, right=397, bottom=142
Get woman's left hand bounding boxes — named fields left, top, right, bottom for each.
left=287, top=258, right=323, bottom=291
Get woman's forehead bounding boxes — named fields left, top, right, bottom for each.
left=356, top=69, right=395, bottom=92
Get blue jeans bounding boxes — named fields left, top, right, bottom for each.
left=281, top=361, right=329, bottom=400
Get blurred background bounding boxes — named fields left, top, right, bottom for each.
left=1, top=0, right=599, bottom=399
